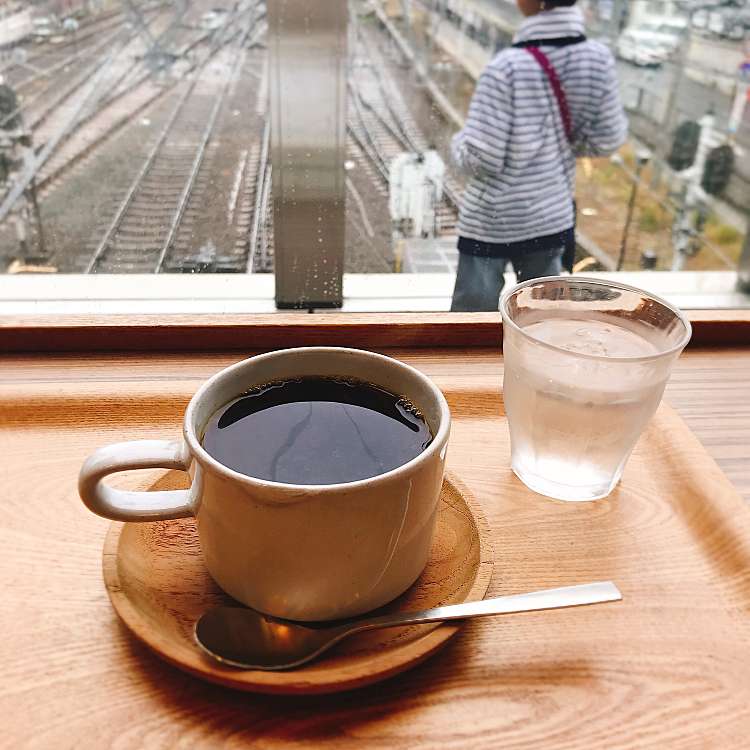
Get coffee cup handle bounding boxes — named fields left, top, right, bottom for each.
left=78, top=440, right=194, bottom=522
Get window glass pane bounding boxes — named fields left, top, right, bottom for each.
left=1, top=0, right=267, bottom=274
left=0, top=0, right=748, bottom=312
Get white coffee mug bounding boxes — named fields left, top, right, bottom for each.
left=79, top=347, right=450, bottom=621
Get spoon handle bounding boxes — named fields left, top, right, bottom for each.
left=351, top=582, right=621, bottom=633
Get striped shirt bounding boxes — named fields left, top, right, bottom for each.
left=452, top=6, right=628, bottom=251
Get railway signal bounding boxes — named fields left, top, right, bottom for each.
left=701, top=144, right=735, bottom=197
left=667, top=120, right=700, bottom=172
left=670, top=113, right=712, bottom=270
left=685, top=57, right=748, bottom=199
left=640, top=248, right=657, bottom=270
left=615, top=149, right=651, bottom=271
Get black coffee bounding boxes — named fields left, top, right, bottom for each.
left=202, top=376, right=432, bottom=485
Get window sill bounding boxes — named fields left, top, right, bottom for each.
left=0, top=270, right=747, bottom=315
left=0, top=272, right=747, bottom=351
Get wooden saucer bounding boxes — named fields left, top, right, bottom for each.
left=102, top=473, right=494, bottom=695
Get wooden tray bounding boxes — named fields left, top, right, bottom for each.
left=4, top=346, right=750, bottom=747
left=102, top=474, right=494, bottom=695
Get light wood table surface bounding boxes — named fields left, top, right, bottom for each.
left=2, top=347, right=748, bottom=499
left=664, top=348, right=750, bottom=502
left=2, top=345, right=749, bottom=749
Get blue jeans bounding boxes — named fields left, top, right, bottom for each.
left=450, top=247, right=564, bottom=312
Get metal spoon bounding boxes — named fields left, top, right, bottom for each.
left=194, top=581, right=622, bottom=670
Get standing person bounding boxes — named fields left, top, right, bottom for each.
left=450, top=0, right=627, bottom=311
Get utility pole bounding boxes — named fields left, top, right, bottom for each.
left=652, top=18, right=691, bottom=188
left=728, top=57, right=749, bottom=141
left=738, top=222, right=750, bottom=294
left=608, top=0, right=627, bottom=44
left=671, top=111, right=715, bottom=271
left=27, top=177, right=47, bottom=263
left=732, top=57, right=749, bottom=294
left=617, top=150, right=650, bottom=270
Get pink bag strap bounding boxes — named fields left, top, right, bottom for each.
left=524, top=46, right=573, bottom=143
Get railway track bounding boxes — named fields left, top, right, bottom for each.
left=0, top=4, right=164, bottom=95
left=36, top=77, right=169, bottom=193
left=0, top=27, right=127, bottom=130
left=247, top=121, right=273, bottom=273
left=0, top=2, right=182, bottom=145
left=5, top=0, right=465, bottom=276
left=0, top=6, right=219, bottom=218
left=4, top=0, right=216, bottom=139
left=0, top=0, right=268, bottom=274
left=26, top=1, right=220, bottom=140
left=33, top=15, right=228, bottom=191
left=240, top=4, right=459, bottom=277
left=165, top=30, right=269, bottom=274
left=81, top=11, right=261, bottom=274
left=349, top=18, right=460, bottom=238
left=83, top=67, right=233, bottom=272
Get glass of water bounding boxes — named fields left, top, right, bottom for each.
left=500, top=276, right=692, bottom=502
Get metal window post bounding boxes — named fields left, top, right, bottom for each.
left=268, top=0, right=347, bottom=309
left=738, top=225, right=750, bottom=294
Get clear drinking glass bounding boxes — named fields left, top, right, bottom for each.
left=500, top=276, right=692, bottom=502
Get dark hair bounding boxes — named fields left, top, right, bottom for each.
left=546, top=0, right=578, bottom=6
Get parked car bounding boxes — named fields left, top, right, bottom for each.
left=725, top=10, right=750, bottom=40
left=691, top=9, right=709, bottom=31
left=617, top=31, right=669, bottom=68
left=632, top=19, right=687, bottom=56
left=708, top=8, right=748, bottom=40
left=32, top=17, right=57, bottom=43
